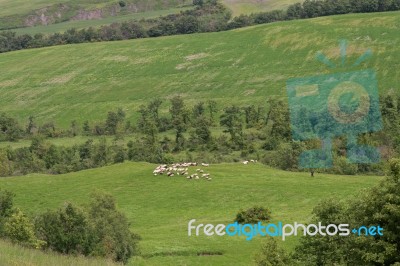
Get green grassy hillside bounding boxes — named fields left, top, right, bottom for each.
left=222, top=0, right=301, bottom=16
left=0, top=162, right=382, bottom=265
left=0, top=0, right=191, bottom=29
left=0, top=11, right=399, bottom=127
left=10, top=7, right=192, bottom=35
left=0, top=240, right=120, bottom=266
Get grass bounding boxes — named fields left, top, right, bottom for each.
left=0, top=11, right=399, bottom=128
left=0, top=162, right=382, bottom=265
left=222, top=0, right=301, bottom=16
left=9, top=7, right=193, bottom=35
left=0, top=0, right=192, bottom=30
left=0, top=240, right=120, bottom=266
left=0, top=0, right=110, bottom=18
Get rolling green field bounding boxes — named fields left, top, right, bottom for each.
left=222, top=0, right=301, bottom=16
left=0, top=11, right=399, bottom=128
left=0, top=162, right=382, bottom=265
left=9, top=7, right=192, bottom=35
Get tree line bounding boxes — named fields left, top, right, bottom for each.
left=1, top=0, right=400, bottom=54
left=1, top=91, right=400, bottom=177
left=0, top=1, right=231, bottom=53
left=0, top=190, right=139, bottom=263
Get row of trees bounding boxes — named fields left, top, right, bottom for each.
left=2, top=91, right=400, bottom=177
left=0, top=1, right=231, bottom=53
left=229, top=0, right=400, bottom=29
left=2, top=0, right=400, bottom=54
left=0, top=190, right=139, bottom=263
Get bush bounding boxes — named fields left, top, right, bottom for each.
left=118, top=1, right=126, bottom=8
left=235, top=206, right=271, bottom=224
left=88, top=192, right=140, bottom=263
left=255, top=236, right=292, bottom=266
left=34, top=192, right=140, bottom=263
left=4, top=208, right=43, bottom=248
left=34, top=202, right=93, bottom=255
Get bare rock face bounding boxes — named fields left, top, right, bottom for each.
left=24, top=4, right=70, bottom=27
left=21, top=1, right=176, bottom=28
left=71, top=9, right=104, bottom=21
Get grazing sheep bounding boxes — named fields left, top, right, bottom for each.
left=201, top=163, right=209, bottom=167
left=243, top=161, right=249, bottom=165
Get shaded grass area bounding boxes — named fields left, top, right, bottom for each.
left=0, top=162, right=382, bottom=265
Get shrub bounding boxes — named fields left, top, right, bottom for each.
left=34, top=202, right=92, bottom=255
left=235, top=206, right=271, bottom=224
left=119, top=1, right=126, bottom=8
left=255, top=236, right=292, bottom=266
left=4, top=208, right=43, bottom=248
left=88, top=192, right=140, bottom=263
left=34, top=192, right=140, bottom=263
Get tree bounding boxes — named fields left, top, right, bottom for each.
left=70, top=120, right=79, bottom=137
left=192, top=102, right=205, bottom=120
left=35, top=202, right=92, bottom=255
left=0, top=113, right=23, bottom=141
left=0, top=189, right=15, bottom=220
left=0, top=150, right=13, bottom=177
left=193, top=0, right=204, bottom=6
left=105, top=108, right=125, bottom=135
left=174, top=15, right=199, bottom=34
left=243, top=105, right=259, bottom=128
left=255, top=237, right=292, bottom=266
left=87, top=192, right=140, bottom=263
left=4, top=208, right=42, bottom=248
left=137, top=105, right=158, bottom=145
left=294, top=159, right=400, bottom=265
left=82, top=120, right=91, bottom=135
left=26, top=116, right=37, bottom=135
left=266, top=99, right=291, bottom=142
left=207, top=100, right=218, bottom=124
left=220, top=105, right=244, bottom=148
left=170, top=96, right=189, bottom=151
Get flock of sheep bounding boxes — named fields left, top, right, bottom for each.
left=152, top=160, right=258, bottom=181
left=242, top=159, right=257, bottom=164
left=152, top=162, right=212, bottom=181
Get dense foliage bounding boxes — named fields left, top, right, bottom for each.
left=293, top=158, right=400, bottom=265
left=235, top=206, right=272, bottom=224
left=0, top=190, right=139, bottom=263
left=255, top=159, right=400, bottom=265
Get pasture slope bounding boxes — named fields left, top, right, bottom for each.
left=0, top=162, right=382, bottom=265
left=0, top=239, right=120, bottom=266
left=0, top=11, right=399, bottom=127
left=222, top=0, right=301, bottom=16
left=0, top=0, right=192, bottom=30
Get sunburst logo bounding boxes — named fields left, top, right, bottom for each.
left=286, top=40, right=382, bottom=169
